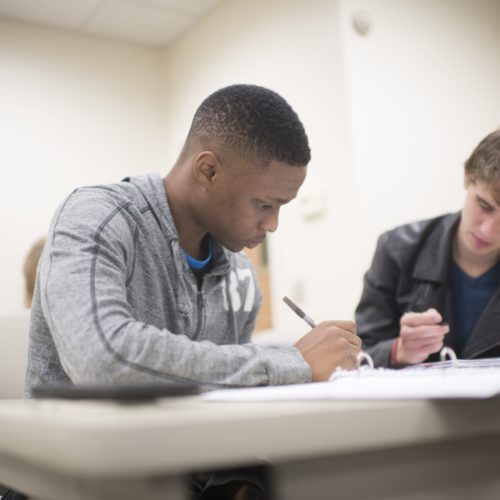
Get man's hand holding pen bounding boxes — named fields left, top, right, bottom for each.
left=294, top=320, right=362, bottom=382
left=393, top=308, right=450, bottom=366
left=283, top=297, right=362, bottom=381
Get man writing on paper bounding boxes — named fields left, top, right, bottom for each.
left=23, top=84, right=361, bottom=500
left=356, top=130, right=500, bottom=367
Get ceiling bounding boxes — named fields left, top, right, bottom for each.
left=0, top=0, right=224, bottom=47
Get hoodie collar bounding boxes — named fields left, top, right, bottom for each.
left=131, top=173, right=232, bottom=275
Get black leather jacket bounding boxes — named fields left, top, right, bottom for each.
left=356, top=212, right=500, bottom=367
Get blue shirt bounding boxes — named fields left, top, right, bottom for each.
left=452, top=261, right=500, bottom=355
left=181, top=236, right=213, bottom=288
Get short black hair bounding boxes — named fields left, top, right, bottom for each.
left=184, top=84, right=311, bottom=167
left=465, top=129, right=500, bottom=184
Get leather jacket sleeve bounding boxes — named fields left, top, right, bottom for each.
left=355, top=232, right=402, bottom=367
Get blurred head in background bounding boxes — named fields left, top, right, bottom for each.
left=23, top=237, right=46, bottom=308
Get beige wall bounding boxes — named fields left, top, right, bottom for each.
left=1, top=0, right=500, bottom=338
left=340, top=0, right=500, bottom=275
left=0, top=20, right=166, bottom=314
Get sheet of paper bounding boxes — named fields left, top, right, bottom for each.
left=203, top=365, right=500, bottom=402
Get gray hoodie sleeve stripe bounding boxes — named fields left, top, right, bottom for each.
left=89, top=203, right=197, bottom=384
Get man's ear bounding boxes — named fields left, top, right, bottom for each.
left=193, top=151, right=218, bottom=190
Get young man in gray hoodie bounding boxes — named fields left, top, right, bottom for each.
left=23, top=84, right=361, bottom=500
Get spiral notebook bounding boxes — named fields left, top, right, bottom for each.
left=203, top=349, right=500, bottom=402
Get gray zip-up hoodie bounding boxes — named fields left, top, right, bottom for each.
left=25, top=173, right=310, bottom=396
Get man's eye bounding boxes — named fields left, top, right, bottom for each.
left=479, top=200, right=493, bottom=212
left=256, top=202, right=272, bottom=210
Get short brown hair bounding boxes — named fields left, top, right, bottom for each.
left=23, top=237, right=45, bottom=308
left=464, top=129, right=500, bottom=184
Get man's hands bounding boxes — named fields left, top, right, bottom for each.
left=394, top=308, right=450, bottom=366
left=294, top=321, right=361, bottom=382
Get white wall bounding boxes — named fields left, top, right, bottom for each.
left=339, top=0, right=500, bottom=274
left=1, top=0, right=500, bottom=335
left=161, top=0, right=500, bottom=339
left=0, top=20, right=166, bottom=314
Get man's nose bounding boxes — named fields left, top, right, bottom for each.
left=261, top=210, right=279, bottom=233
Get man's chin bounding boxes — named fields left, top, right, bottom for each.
left=245, top=239, right=265, bottom=250
left=220, top=239, right=261, bottom=252
left=222, top=241, right=245, bottom=253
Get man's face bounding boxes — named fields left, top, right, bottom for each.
left=458, top=177, right=500, bottom=261
left=202, top=158, right=307, bottom=252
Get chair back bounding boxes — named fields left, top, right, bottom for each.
left=0, top=312, right=30, bottom=399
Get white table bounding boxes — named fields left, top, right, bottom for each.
left=1, top=396, right=500, bottom=499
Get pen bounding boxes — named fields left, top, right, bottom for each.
left=407, top=310, right=448, bottom=327
left=283, top=296, right=316, bottom=328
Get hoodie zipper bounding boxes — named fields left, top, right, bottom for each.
left=192, top=277, right=205, bottom=341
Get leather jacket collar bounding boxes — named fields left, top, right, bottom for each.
left=413, top=212, right=460, bottom=284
